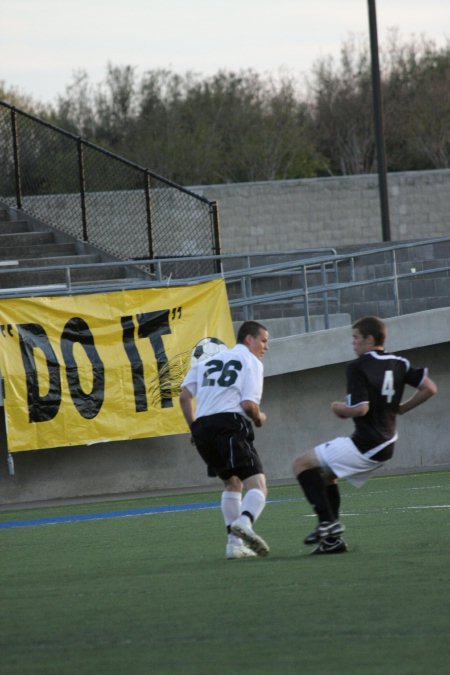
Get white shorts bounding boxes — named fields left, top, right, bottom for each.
left=314, top=436, right=383, bottom=487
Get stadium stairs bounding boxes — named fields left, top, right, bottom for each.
left=0, top=203, right=149, bottom=292
left=335, top=239, right=450, bottom=318
left=2, top=199, right=450, bottom=334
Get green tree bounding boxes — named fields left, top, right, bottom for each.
left=3, top=34, right=449, bottom=185
left=307, top=33, right=450, bottom=175
left=383, top=35, right=450, bottom=170
left=307, top=36, right=376, bottom=176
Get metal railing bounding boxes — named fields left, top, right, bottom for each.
left=1, top=238, right=449, bottom=333
left=0, top=100, right=220, bottom=268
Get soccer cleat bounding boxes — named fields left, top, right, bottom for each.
left=317, top=520, right=345, bottom=540
left=231, top=517, right=270, bottom=557
left=303, top=527, right=320, bottom=545
left=311, top=537, right=348, bottom=555
left=226, top=543, right=258, bottom=559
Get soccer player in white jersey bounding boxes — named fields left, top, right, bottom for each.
left=179, top=321, right=270, bottom=559
left=292, top=315, right=437, bottom=555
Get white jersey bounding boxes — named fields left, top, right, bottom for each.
left=181, top=343, right=264, bottom=419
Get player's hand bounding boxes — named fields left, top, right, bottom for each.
left=331, top=402, right=347, bottom=418
left=255, top=412, right=267, bottom=427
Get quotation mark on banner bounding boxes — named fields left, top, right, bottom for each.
left=0, top=324, right=14, bottom=337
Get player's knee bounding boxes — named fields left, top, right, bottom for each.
left=224, top=475, right=243, bottom=491
left=292, top=453, right=314, bottom=476
left=244, top=473, right=267, bottom=497
left=259, top=482, right=268, bottom=498
left=254, top=478, right=268, bottom=498
left=292, top=456, right=304, bottom=475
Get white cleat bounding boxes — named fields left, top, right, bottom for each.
left=226, top=543, right=258, bottom=559
left=230, top=517, right=270, bottom=557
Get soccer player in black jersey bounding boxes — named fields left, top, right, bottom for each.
left=292, top=316, right=437, bottom=555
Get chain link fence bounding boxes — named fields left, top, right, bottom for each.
left=0, top=101, right=220, bottom=274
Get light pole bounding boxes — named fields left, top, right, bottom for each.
left=367, top=0, right=391, bottom=241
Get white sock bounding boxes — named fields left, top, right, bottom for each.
left=221, top=491, right=242, bottom=545
left=241, top=488, right=266, bottom=524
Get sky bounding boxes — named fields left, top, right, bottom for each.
left=1, top=0, right=449, bottom=105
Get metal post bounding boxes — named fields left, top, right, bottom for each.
left=244, top=256, right=254, bottom=320
left=240, top=277, right=250, bottom=320
left=144, top=171, right=154, bottom=259
left=77, top=138, right=88, bottom=242
left=367, top=0, right=391, bottom=242
left=302, top=265, right=310, bottom=333
left=391, top=249, right=400, bottom=316
left=154, top=261, right=163, bottom=281
left=321, top=263, right=330, bottom=329
left=7, top=453, right=15, bottom=476
left=11, top=108, right=22, bottom=210
left=210, top=201, right=221, bottom=273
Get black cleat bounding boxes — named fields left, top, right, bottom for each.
left=303, top=527, right=320, bottom=545
left=317, top=520, right=345, bottom=540
left=311, top=537, right=348, bottom=555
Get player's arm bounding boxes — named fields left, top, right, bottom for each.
left=334, top=361, right=370, bottom=419
left=241, top=400, right=267, bottom=427
left=179, top=387, right=195, bottom=427
left=331, top=400, right=369, bottom=419
left=397, top=375, right=437, bottom=415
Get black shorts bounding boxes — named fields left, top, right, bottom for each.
left=190, top=412, right=264, bottom=481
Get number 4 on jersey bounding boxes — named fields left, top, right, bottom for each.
left=381, top=370, right=395, bottom=402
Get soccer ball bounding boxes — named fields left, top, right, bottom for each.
left=190, top=337, right=227, bottom=366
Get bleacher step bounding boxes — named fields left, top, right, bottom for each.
left=0, top=231, right=55, bottom=247
left=0, top=242, right=79, bottom=260
left=0, top=220, right=30, bottom=234
left=13, top=254, right=100, bottom=268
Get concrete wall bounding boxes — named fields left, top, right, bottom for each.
left=10, top=170, right=450, bottom=259
left=1, top=309, right=448, bottom=507
left=191, top=169, right=450, bottom=253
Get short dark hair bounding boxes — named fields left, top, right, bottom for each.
left=237, top=321, right=268, bottom=343
left=352, top=316, right=387, bottom=346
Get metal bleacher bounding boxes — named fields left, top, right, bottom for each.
left=1, top=100, right=450, bottom=337
left=1, top=201, right=450, bottom=337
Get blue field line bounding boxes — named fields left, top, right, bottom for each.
left=0, top=497, right=303, bottom=530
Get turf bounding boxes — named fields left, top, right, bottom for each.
left=0, top=471, right=449, bottom=675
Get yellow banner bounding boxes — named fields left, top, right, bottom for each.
left=0, top=280, right=234, bottom=452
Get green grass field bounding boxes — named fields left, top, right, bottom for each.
left=0, top=471, right=449, bottom=675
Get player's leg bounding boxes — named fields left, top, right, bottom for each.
left=231, top=471, right=270, bottom=557
left=216, top=417, right=270, bottom=556
left=190, top=418, right=253, bottom=559
left=241, top=472, right=267, bottom=524
left=222, top=476, right=257, bottom=559
left=326, top=479, right=341, bottom=521
left=293, top=448, right=345, bottom=545
left=303, top=472, right=341, bottom=544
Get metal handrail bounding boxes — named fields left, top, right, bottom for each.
left=1, top=238, right=449, bottom=334
left=0, top=235, right=448, bottom=282
left=0, top=249, right=338, bottom=279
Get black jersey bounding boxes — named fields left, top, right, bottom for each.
left=345, top=349, right=426, bottom=460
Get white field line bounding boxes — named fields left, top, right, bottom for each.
left=305, top=504, right=450, bottom=519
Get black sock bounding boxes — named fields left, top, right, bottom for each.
left=326, top=483, right=341, bottom=520
left=297, top=469, right=334, bottom=523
